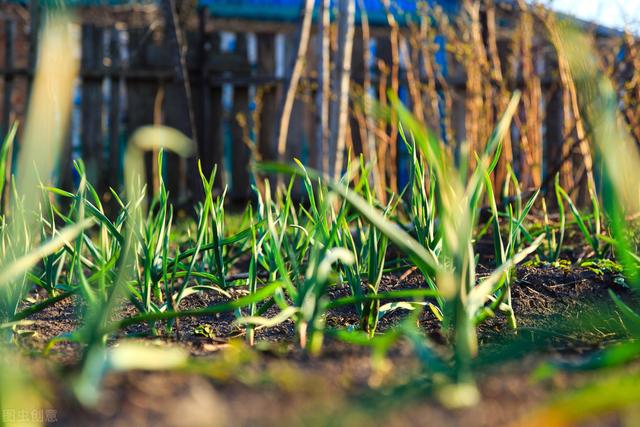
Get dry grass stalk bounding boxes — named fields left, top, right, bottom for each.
left=412, top=16, right=440, bottom=133
left=16, top=13, right=79, bottom=217
left=485, top=0, right=513, bottom=189
left=330, top=0, right=356, bottom=181
left=376, top=59, right=390, bottom=203
left=462, top=0, right=493, bottom=170
left=618, top=32, right=640, bottom=144
left=542, top=9, right=596, bottom=197
left=516, top=0, right=543, bottom=189
left=430, top=8, right=455, bottom=146
left=317, top=0, right=331, bottom=173
left=399, top=36, right=425, bottom=124
left=275, top=0, right=315, bottom=166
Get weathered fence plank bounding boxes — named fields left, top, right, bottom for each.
left=2, top=20, right=15, bottom=138
left=126, top=27, right=158, bottom=195
left=80, top=24, right=104, bottom=188
left=230, top=33, right=252, bottom=201
left=106, top=27, right=123, bottom=192
left=257, top=32, right=279, bottom=163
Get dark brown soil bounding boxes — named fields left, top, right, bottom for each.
left=16, top=264, right=639, bottom=427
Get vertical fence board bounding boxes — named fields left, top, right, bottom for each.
left=451, top=89, right=466, bottom=144
left=193, top=8, right=214, bottom=179
left=283, top=32, right=309, bottom=166
left=192, top=8, right=223, bottom=191
left=284, top=31, right=299, bottom=154
left=56, top=18, right=74, bottom=191
left=257, top=33, right=279, bottom=162
left=230, top=33, right=251, bottom=201
left=544, top=86, right=564, bottom=194
left=206, top=32, right=224, bottom=189
left=161, top=0, right=202, bottom=203
left=80, top=24, right=105, bottom=189
left=0, top=19, right=14, bottom=209
left=2, top=20, right=14, bottom=138
left=27, top=0, right=39, bottom=104
left=349, top=31, right=365, bottom=156
left=126, top=27, right=158, bottom=195
left=106, top=27, right=122, bottom=192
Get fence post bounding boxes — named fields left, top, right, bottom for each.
left=230, top=33, right=251, bottom=202
left=160, top=0, right=202, bottom=202
left=106, top=27, right=122, bottom=192
left=543, top=84, right=564, bottom=199
left=80, top=24, right=105, bottom=189
left=126, top=27, right=158, bottom=195
left=193, top=7, right=215, bottom=180
left=27, top=0, right=39, bottom=100
left=204, top=32, right=224, bottom=190
left=257, top=33, right=279, bottom=163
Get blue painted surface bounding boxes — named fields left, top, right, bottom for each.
left=14, top=0, right=459, bottom=25
left=23, top=0, right=460, bottom=25
left=11, top=0, right=459, bottom=14
left=205, top=0, right=459, bottom=26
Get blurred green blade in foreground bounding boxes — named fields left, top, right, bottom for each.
left=514, top=18, right=640, bottom=427
left=0, top=218, right=93, bottom=288
left=14, top=13, right=79, bottom=217
left=1, top=11, right=79, bottom=427
left=550, top=21, right=640, bottom=287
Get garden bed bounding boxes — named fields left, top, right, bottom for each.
left=19, top=264, right=636, bottom=427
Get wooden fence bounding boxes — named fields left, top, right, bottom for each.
left=0, top=2, right=630, bottom=206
